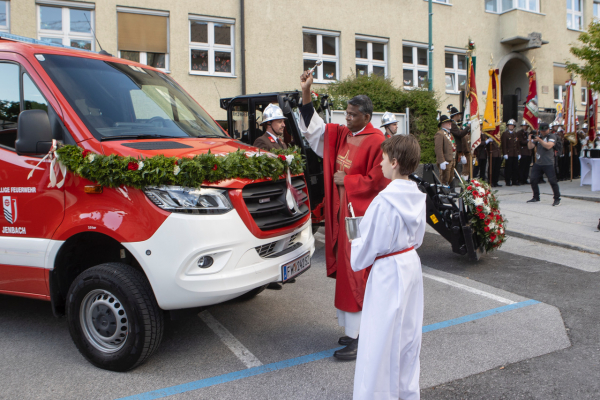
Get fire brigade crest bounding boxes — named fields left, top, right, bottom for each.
left=3, top=196, right=17, bottom=224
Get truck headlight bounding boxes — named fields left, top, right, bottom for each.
left=144, top=186, right=232, bottom=214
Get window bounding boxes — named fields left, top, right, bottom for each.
left=189, top=16, right=235, bottom=76
left=0, top=1, right=9, bottom=32
left=553, top=65, right=570, bottom=102
left=485, top=0, right=539, bottom=13
left=355, top=36, right=387, bottom=78
left=402, top=44, right=428, bottom=89
left=303, top=29, right=339, bottom=82
left=117, top=8, right=169, bottom=70
left=444, top=52, right=467, bottom=93
left=595, top=0, right=600, bottom=20
left=567, top=0, right=584, bottom=30
left=580, top=78, right=588, bottom=104
left=37, top=2, right=94, bottom=50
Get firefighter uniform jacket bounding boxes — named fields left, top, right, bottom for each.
left=501, top=129, right=520, bottom=157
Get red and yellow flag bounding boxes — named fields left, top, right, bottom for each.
left=482, top=69, right=501, bottom=144
left=523, top=71, right=539, bottom=130
left=584, top=88, right=597, bottom=142
left=464, top=56, right=481, bottom=153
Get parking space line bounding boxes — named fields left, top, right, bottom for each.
left=199, top=311, right=263, bottom=368
left=423, top=272, right=516, bottom=305
left=119, top=300, right=539, bottom=400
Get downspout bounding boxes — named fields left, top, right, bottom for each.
left=240, top=0, right=246, bottom=95
left=428, top=0, right=433, bottom=91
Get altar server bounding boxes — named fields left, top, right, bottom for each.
left=351, top=134, right=426, bottom=400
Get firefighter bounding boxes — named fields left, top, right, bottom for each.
left=253, top=104, right=288, bottom=151
left=380, top=112, right=400, bottom=139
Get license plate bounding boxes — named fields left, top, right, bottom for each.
left=281, top=252, right=311, bottom=282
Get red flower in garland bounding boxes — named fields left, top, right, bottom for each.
left=82, top=149, right=91, bottom=157
left=278, top=154, right=286, bottom=161
left=490, top=234, right=497, bottom=241
left=484, top=226, right=490, bottom=232
left=473, top=191, right=479, bottom=197
left=212, top=164, right=218, bottom=171
left=478, top=213, right=485, bottom=220
left=477, top=206, right=483, bottom=212
left=485, top=219, right=490, bottom=226
left=467, top=185, right=473, bottom=190
left=127, top=162, right=139, bottom=171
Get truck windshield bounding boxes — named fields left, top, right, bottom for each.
left=39, top=54, right=228, bottom=140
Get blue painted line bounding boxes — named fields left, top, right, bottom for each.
left=422, top=299, right=540, bottom=333
left=118, top=299, right=540, bottom=400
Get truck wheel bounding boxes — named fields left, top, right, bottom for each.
left=66, top=263, right=163, bottom=372
left=235, top=284, right=268, bottom=301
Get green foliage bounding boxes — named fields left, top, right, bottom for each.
left=56, top=145, right=305, bottom=189
left=567, top=21, right=600, bottom=92
left=323, top=74, right=439, bottom=164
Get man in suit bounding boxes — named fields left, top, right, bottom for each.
left=435, top=115, right=456, bottom=185
left=501, top=119, right=520, bottom=186
left=253, top=104, right=288, bottom=151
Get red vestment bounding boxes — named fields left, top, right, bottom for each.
left=323, top=122, right=389, bottom=312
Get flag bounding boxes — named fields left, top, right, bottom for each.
left=585, top=88, right=597, bottom=142
left=462, top=56, right=481, bottom=153
left=523, top=71, right=539, bottom=130
left=482, top=69, right=501, bottom=144
left=564, top=79, right=577, bottom=145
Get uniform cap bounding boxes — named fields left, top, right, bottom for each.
left=438, top=115, right=452, bottom=127
left=539, top=123, right=550, bottom=131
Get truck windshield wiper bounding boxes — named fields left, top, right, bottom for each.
left=100, top=134, right=180, bottom=141
left=197, top=135, right=228, bottom=138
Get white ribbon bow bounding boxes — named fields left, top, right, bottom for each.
left=27, top=139, right=67, bottom=188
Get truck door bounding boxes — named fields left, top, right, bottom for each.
left=0, top=58, right=65, bottom=299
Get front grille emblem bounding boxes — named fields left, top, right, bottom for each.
left=259, top=197, right=271, bottom=204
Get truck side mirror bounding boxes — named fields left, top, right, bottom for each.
left=15, top=110, right=53, bottom=155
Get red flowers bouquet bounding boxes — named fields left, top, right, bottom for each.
left=460, top=178, right=507, bottom=252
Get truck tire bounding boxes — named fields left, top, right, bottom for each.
left=235, top=284, right=268, bottom=301
left=66, top=263, right=164, bottom=372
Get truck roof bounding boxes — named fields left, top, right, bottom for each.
left=0, top=32, right=161, bottom=73
left=220, top=91, right=301, bottom=110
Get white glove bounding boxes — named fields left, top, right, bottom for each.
left=440, top=161, right=448, bottom=171
left=486, top=138, right=493, bottom=144
left=472, top=158, right=477, bottom=165
left=503, top=155, right=508, bottom=160
left=461, top=155, right=467, bottom=164
left=518, top=155, right=521, bottom=160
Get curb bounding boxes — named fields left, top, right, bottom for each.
left=559, top=194, right=600, bottom=203
left=506, top=229, right=600, bottom=256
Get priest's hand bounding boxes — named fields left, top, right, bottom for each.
left=300, top=71, right=313, bottom=91
left=334, top=171, right=346, bottom=186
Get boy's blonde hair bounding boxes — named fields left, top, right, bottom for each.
left=380, top=135, right=421, bottom=176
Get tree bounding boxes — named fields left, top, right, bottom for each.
left=566, top=21, right=600, bottom=91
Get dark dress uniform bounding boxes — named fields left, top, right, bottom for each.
left=501, top=129, right=520, bottom=185
left=474, top=141, right=488, bottom=181
left=253, top=132, right=287, bottom=151
left=517, top=128, right=532, bottom=184
left=488, top=139, right=502, bottom=187
left=450, top=120, right=470, bottom=176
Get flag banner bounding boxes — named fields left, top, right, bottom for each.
left=482, top=69, right=501, bottom=144
left=463, top=57, right=481, bottom=153
left=523, top=70, right=539, bottom=130
left=585, top=89, right=597, bottom=142
left=564, top=80, right=577, bottom=145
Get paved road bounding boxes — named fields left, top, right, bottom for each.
left=1, top=228, right=596, bottom=399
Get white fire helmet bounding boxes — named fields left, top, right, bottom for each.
left=260, top=104, right=287, bottom=125
left=380, top=111, right=398, bottom=128
left=521, top=120, right=528, bottom=126
left=583, top=123, right=589, bottom=129
left=507, top=119, right=517, bottom=126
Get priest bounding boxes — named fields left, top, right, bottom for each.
left=299, top=70, right=389, bottom=360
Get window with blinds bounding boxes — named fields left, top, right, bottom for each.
left=117, top=10, right=169, bottom=70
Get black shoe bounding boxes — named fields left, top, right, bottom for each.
left=552, top=199, right=561, bottom=207
left=287, top=278, right=296, bottom=283
left=597, top=219, right=600, bottom=230
left=540, top=180, right=546, bottom=184
left=514, top=183, right=521, bottom=186
left=527, top=198, right=540, bottom=203
left=266, top=282, right=282, bottom=290
left=334, top=338, right=358, bottom=360
left=338, top=336, right=354, bottom=346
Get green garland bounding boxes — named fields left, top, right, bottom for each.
left=55, top=145, right=305, bottom=189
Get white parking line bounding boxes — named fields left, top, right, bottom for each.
left=199, top=311, right=263, bottom=368
left=422, top=273, right=516, bottom=305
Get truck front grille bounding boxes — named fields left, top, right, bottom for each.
left=255, top=233, right=302, bottom=258
left=242, top=177, right=309, bottom=230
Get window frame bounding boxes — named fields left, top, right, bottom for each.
left=595, top=0, right=600, bottom=20
left=485, top=0, right=540, bottom=13
left=581, top=86, right=587, bottom=105
left=554, top=84, right=564, bottom=103
left=116, top=7, right=170, bottom=72
left=36, top=2, right=95, bottom=51
left=355, top=35, right=388, bottom=78
left=188, top=15, right=235, bottom=78
left=302, top=28, right=340, bottom=84
left=402, top=43, right=429, bottom=90
left=444, top=51, right=467, bottom=94
left=0, top=0, right=10, bottom=32
left=567, top=0, right=584, bottom=30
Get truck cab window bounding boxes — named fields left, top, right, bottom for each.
left=23, top=73, right=49, bottom=112
left=0, top=63, right=20, bottom=148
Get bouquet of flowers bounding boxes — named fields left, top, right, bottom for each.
left=460, top=178, right=507, bottom=252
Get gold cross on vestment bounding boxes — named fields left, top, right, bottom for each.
left=336, top=150, right=352, bottom=171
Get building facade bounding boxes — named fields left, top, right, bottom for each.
left=2, top=0, right=597, bottom=121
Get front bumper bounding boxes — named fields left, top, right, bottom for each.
left=123, top=210, right=315, bottom=310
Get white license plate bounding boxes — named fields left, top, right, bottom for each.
left=281, top=252, right=311, bottom=282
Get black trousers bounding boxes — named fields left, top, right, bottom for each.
left=519, top=155, right=532, bottom=184
left=490, top=157, right=501, bottom=184
left=530, top=163, right=561, bottom=201
left=504, top=156, right=519, bottom=184
left=475, top=158, right=487, bottom=181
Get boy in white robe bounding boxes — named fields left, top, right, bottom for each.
left=351, top=134, right=426, bottom=400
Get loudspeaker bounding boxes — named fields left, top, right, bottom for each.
left=503, top=94, right=518, bottom=122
